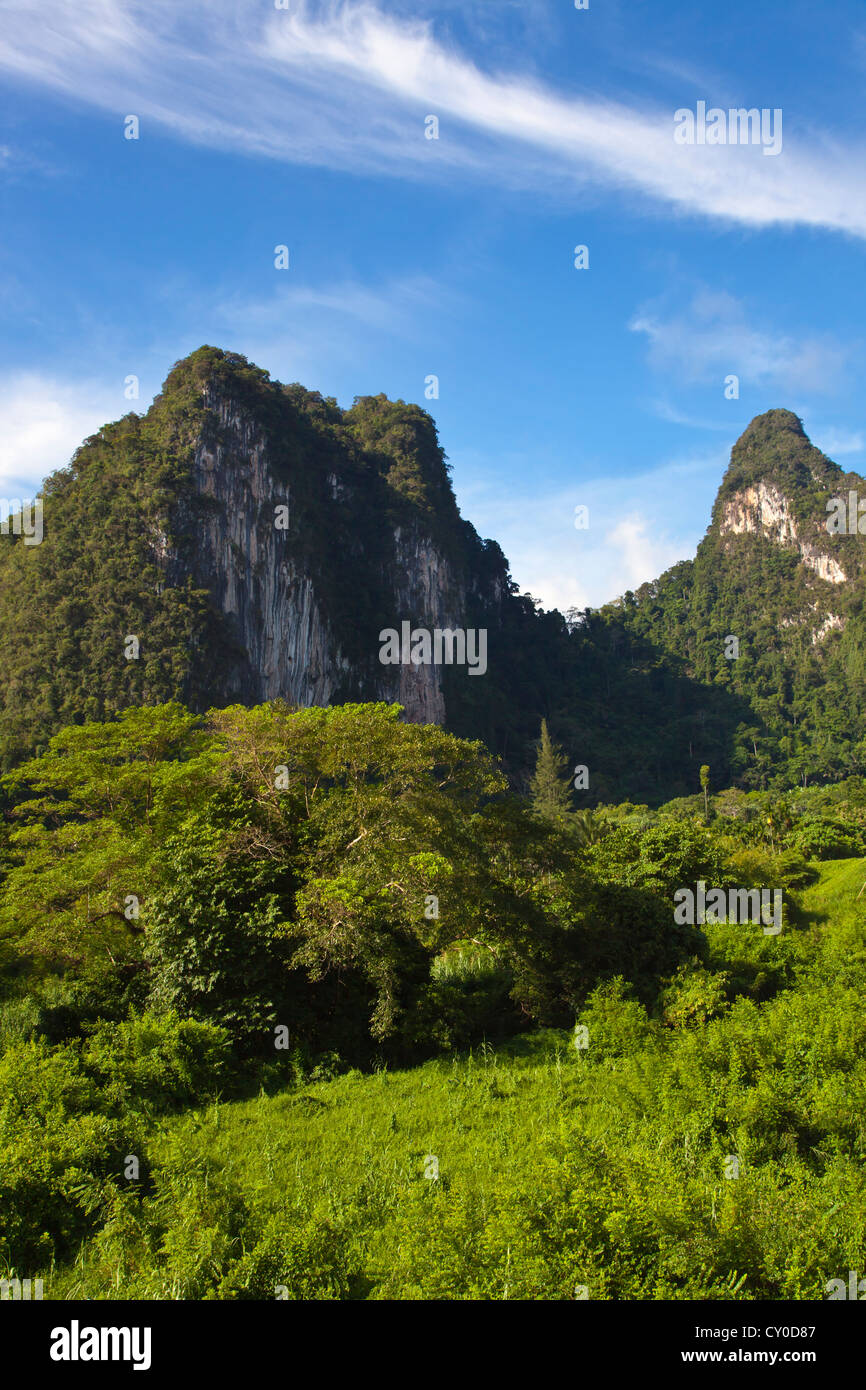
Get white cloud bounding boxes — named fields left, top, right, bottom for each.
left=631, top=289, right=853, bottom=395
left=605, top=514, right=682, bottom=595
left=806, top=424, right=865, bottom=458
left=649, top=398, right=738, bottom=431
left=209, top=272, right=454, bottom=378
left=0, top=374, right=123, bottom=494
left=218, top=277, right=447, bottom=334
left=3, top=1, right=866, bottom=235
left=455, top=447, right=726, bottom=611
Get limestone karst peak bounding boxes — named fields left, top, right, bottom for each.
left=712, top=408, right=845, bottom=525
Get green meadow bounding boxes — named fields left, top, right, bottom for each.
left=21, top=856, right=864, bottom=1301
left=3, top=704, right=866, bottom=1301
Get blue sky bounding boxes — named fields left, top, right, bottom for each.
left=1, top=0, right=865, bottom=609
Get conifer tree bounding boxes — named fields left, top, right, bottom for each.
left=530, top=719, right=573, bottom=820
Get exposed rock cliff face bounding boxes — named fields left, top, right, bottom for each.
left=718, top=481, right=847, bottom=585
left=610, top=406, right=866, bottom=793
left=173, top=390, right=350, bottom=709
left=162, top=360, right=501, bottom=723
left=703, top=408, right=866, bottom=648
left=387, top=527, right=463, bottom=723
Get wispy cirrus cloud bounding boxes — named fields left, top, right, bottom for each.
left=212, top=273, right=456, bottom=345
left=3, top=1, right=866, bottom=235
left=151, top=271, right=457, bottom=394
left=805, top=423, right=865, bottom=459
left=649, top=399, right=738, bottom=432
left=630, top=288, right=854, bottom=395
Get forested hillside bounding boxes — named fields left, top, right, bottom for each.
left=602, top=410, right=866, bottom=793
left=0, top=349, right=864, bottom=803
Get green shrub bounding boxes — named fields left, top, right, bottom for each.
left=794, top=817, right=864, bottom=860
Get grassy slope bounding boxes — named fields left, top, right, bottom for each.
left=52, top=860, right=866, bottom=1301
left=799, top=856, right=866, bottom=922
